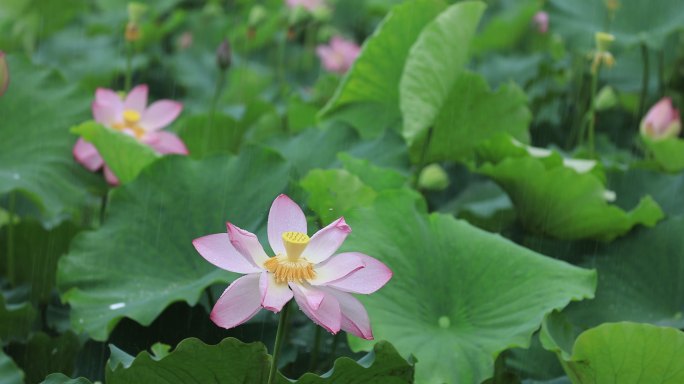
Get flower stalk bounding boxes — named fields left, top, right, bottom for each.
left=585, top=32, right=616, bottom=157
left=6, top=191, right=16, bottom=285
left=638, top=43, right=650, bottom=122
left=308, top=326, right=323, bottom=372
left=268, top=301, right=291, bottom=384
left=210, top=39, right=231, bottom=126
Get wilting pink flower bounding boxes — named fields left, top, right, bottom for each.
left=316, top=36, right=361, bottom=75
left=0, top=51, right=8, bottom=97
left=73, top=84, right=187, bottom=185
left=533, top=11, right=549, bottom=34
left=285, top=0, right=326, bottom=13
left=193, top=194, right=392, bottom=339
left=640, top=97, right=681, bottom=140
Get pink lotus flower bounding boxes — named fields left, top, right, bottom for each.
left=533, top=11, right=549, bottom=34
left=73, top=84, right=187, bottom=185
left=285, top=0, right=326, bottom=13
left=193, top=194, right=392, bottom=339
left=316, top=36, right=361, bottom=75
left=640, top=97, right=681, bottom=140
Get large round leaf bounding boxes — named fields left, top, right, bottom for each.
left=342, top=190, right=596, bottom=384
left=564, top=217, right=684, bottom=329
left=104, top=337, right=413, bottom=384
left=0, top=55, right=103, bottom=225
left=319, top=0, right=447, bottom=137
left=547, top=322, right=684, bottom=383
left=106, top=338, right=271, bottom=383
left=57, top=149, right=291, bottom=340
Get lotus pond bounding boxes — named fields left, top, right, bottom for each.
left=1, top=0, right=684, bottom=383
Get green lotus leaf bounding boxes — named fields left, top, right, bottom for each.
left=0, top=55, right=103, bottom=225
left=176, top=114, right=247, bottom=158
left=564, top=217, right=684, bottom=329
left=640, top=137, right=684, bottom=173
left=71, top=121, right=160, bottom=185
left=301, top=169, right=377, bottom=225
left=409, top=71, right=531, bottom=163
left=400, top=1, right=486, bottom=146
left=545, top=321, right=684, bottom=384
left=341, top=190, right=596, bottom=383
left=106, top=338, right=271, bottom=383
left=301, top=154, right=408, bottom=224
left=57, top=148, right=290, bottom=340
left=319, top=0, right=447, bottom=137
left=477, top=136, right=663, bottom=240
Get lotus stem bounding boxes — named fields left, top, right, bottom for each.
left=267, top=301, right=291, bottom=384
left=638, top=43, right=650, bottom=122
left=6, top=191, right=16, bottom=285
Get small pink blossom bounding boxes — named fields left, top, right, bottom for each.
left=640, top=97, right=681, bottom=140
left=193, top=194, right=392, bottom=339
left=73, top=85, right=187, bottom=185
left=533, top=11, right=549, bottom=34
left=316, top=36, right=361, bottom=75
left=285, top=0, right=326, bottom=13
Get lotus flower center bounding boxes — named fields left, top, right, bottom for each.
left=263, top=231, right=315, bottom=284
left=112, top=109, right=145, bottom=139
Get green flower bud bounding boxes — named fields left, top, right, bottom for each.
left=594, top=86, right=617, bottom=111
left=418, top=164, right=449, bottom=191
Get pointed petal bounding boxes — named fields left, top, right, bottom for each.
left=326, top=253, right=392, bottom=294
left=227, top=223, right=269, bottom=267
left=139, top=100, right=183, bottom=131
left=210, top=274, right=262, bottom=329
left=310, top=253, right=364, bottom=286
left=103, top=165, right=120, bottom=186
left=324, top=288, right=373, bottom=340
left=291, top=284, right=341, bottom=334
left=95, top=88, right=123, bottom=108
left=73, top=138, right=103, bottom=171
left=303, top=217, right=351, bottom=264
left=124, top=84, right=148, bottom=113
left=267, top=194, right=307, bottom=255
left=143, top=131, right=188, bottom=155
left=92, top=100, right=120, bottom=126
left=289, top=283, right=325, bottom=309
left=259, top=272, right=293, bottom=312
left=192, top=233, right=262, bottom=274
